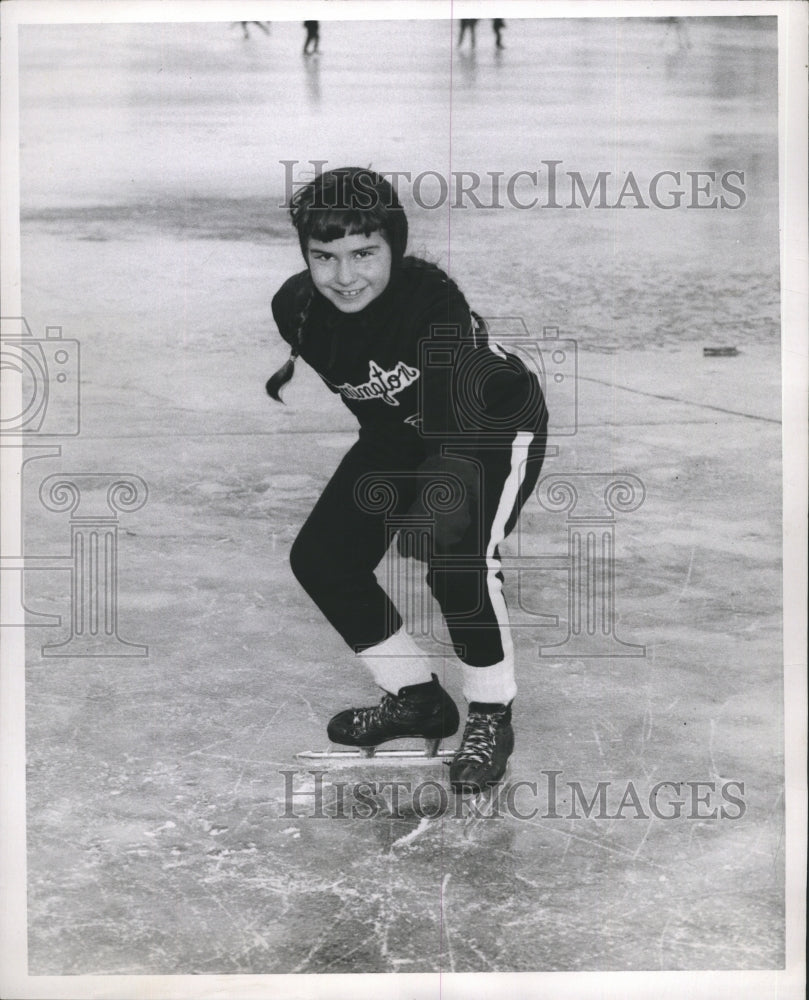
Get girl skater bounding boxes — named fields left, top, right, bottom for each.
left=267, top=168, right=548, bottom=794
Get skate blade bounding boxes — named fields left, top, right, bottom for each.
left=296, top=747, right=455, bottom=765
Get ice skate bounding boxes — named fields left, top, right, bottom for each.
left=296, top=674, right=460, bottom=764
left=449, top=701, right=514, bottom=795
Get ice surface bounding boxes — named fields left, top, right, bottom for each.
left=16, top=14, right=784, bottom=977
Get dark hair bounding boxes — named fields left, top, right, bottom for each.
left=290, top=167, right=408, bottom=266
left=267, top=167, right=408, bottom=402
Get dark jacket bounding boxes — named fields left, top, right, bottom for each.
left=271, top=258, right=544, bottom=458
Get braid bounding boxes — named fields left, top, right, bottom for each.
left=266, top=286, right=313, bottom=402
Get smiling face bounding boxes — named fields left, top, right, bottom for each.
left=306, top=232, right=393, bottom=313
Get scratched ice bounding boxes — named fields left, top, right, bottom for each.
left=18, top=15, right=784, bottom=975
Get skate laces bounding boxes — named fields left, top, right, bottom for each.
left=351, top=692, right=404, bottom=734
left=456, top=710, right=505, bottom=764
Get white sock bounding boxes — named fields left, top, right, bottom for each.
left=460, top=660, right=517, bottom=705
left=358, top=628, right=434, bottom=694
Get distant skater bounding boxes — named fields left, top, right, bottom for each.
left=235, top=22, right=270, bottom=40
left=492, top=18, right=506, bottom=49
left=458, top=19, right=478, bottom=49
left=303, top=20, right=320, bottom=55
left=665, top=17, right=692, bottom=51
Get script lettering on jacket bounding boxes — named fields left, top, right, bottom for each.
left=335, top=360, right=420, bottom=406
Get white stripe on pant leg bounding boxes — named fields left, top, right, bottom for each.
left=463, top=430, right=535, bottom=704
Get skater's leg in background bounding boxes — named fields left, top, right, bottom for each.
left=427, top=424, right=547, bottom=701
left=433, top=424, right=545, bottom=792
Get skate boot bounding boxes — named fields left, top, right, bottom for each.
left=327, top=674, right=460, bottom=756
left=449, top=701, right=514, bottom=794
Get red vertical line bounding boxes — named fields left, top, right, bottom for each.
left=74, top=530, right=84, bottom=636
left=602, top=530, right=613, bottom=635
left=587, top=531, right=597, bottom=635
left=89, top=530, right=99, bottom=635
left=105, top=530, right=114, bottom=636
left=571, top=530, right=581, bottom=634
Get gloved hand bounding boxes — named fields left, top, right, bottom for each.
left=396, top=456, right=480, bottom=560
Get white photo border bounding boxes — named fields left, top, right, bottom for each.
left=1, top=2, right=806, bottom=998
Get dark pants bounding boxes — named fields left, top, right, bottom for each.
left=289, top=415, right=547, bottom=668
